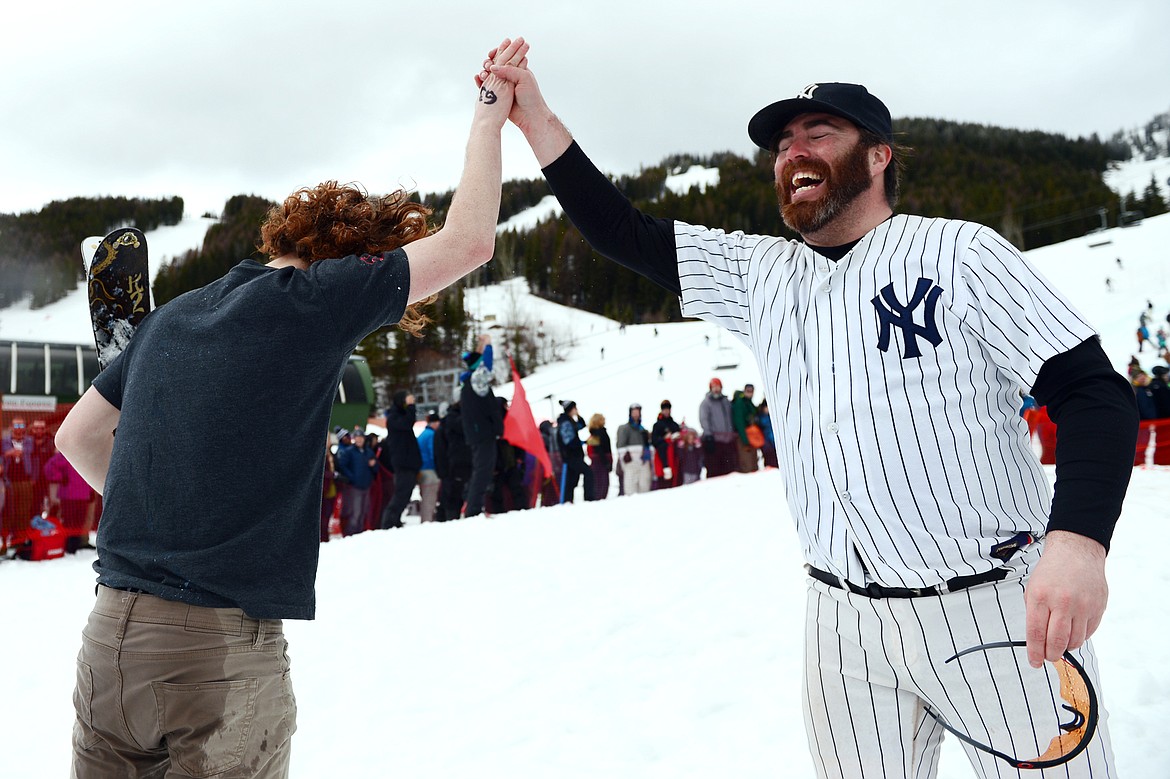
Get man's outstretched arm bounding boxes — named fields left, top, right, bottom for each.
left=479, top=49, right=571, bottom=166
left=403, top=38, right=528, bottom=303
left=487, top=57, right=680, bottom=294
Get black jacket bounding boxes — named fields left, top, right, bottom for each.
left=556, top=412, right=586, bottom=461
left=1149, top=377, right=1170, bottom=419
left=436, top=405, right=472, bottom=479
left=651, top=414, right=680, bottom=462
left=461, top=381, right=504, bottom=446
left=384, top=401, right=422, bottom=471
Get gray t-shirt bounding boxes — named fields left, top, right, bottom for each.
left=92, top=250, right=410, bottom=619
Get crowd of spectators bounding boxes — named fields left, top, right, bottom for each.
left=534, top=375, right=778, bottom=502
left=1, top=415, right=98, bottom=554
left=321, top=355, right=789, bottom=537
left=20, top=329, right=1170, bottom=551
left=1126, top=350, right=1170, bottom=466
left=1128, top=302, right=1170, bottom=426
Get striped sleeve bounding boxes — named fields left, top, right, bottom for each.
left=954, top=226, right=1097, bottom=391
left=676, top=223, right=783, bottom=347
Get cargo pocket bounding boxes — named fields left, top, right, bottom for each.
left=73, top=661, right=102, bottom=751
left=153, top=678, right=258, bottom=778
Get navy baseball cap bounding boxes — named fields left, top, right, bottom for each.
left=748, top=82, right=893, bottom=152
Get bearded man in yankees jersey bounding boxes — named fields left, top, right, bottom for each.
left=482, top=48, right=1137, bottom=778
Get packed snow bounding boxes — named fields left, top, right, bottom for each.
left=4, top=173, right=1170, bottom=776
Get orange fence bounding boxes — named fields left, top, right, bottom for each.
left=1024, top=407, right=1170, bottom=467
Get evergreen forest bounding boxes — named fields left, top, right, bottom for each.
left=4, top=113, right=1167, bottom=399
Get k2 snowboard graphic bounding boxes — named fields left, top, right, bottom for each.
left=82, top=227, right=151, bottom=370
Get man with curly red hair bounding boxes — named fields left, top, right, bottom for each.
left=56, top=38, right=529, bottom=778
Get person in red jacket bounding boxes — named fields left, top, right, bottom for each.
left=45, top=442, right=97, bottom=553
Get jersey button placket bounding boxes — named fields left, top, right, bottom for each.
left=817, top=260, right=833, bottom=292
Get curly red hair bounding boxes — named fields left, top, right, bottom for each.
left=259, top=181, right=436, bottom=336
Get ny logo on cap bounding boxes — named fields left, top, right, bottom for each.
left=797, top=84, right=820, bottom=99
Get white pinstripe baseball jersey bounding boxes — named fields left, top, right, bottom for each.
left=676, top=213, right=1097, bottom=589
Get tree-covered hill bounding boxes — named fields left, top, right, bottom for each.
left=5, top=113, right=1167, bottom=399
left=0, top=195, right=182, bottom=308
left=466, top=118, right=1137, bottom=323
left=151, top=194, right=274, bottom=306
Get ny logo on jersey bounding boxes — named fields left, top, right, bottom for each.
left=797, top=83, right=820, bottom=99
left=871, top=277, right=945, bottom=359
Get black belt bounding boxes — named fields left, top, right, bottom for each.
left=98, top=584, right=147, bottom=595
left=807, top=565, right=1009, bottom=599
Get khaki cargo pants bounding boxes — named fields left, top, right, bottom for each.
left=72, top=586, right=297, bottom=778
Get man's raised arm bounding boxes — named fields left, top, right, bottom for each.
left=483, top=48, right=680, bottom=294
left=480, top=50, right=572, bottom=166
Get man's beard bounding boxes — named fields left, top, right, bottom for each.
left=776, top=141, right=875, bottom=236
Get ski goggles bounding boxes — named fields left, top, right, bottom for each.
left=923, top=640, right=1098, bottom=770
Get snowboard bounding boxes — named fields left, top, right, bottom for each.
left=82, top=227, right=151, bottom=370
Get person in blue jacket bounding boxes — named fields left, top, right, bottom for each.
left=416, top=413, right=442, bottom=522
left=336, top=428, right=377, bottom=536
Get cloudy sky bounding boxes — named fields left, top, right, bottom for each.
left=2, top=0, right=1166, bottom=219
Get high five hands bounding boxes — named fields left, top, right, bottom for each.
left=475, top=38, right=571, bottom=165
left=474, top=37, right=528, bottom=125
left=477, top=39, right=548, bottom=132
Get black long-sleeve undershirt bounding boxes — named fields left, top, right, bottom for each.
left=543, top=141, right=680, bottom=294
left=542, top=141, right=1138, bottom=550
left=1029, top=337, right=1137, bottom=550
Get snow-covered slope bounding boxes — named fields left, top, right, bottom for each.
left=1026, top=211, right=1170, bottom=369
left=665, top=164, right=719, bottom=195
left=0, top=216, right=214, bottom=344
left=4, top=151, right=1170, bottom=779
left=1104, top=125, right=1170, bottom=201
left=463, top=277, right=760, bottom=434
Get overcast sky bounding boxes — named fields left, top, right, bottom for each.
left=2, top=0, right=1167, bottom=219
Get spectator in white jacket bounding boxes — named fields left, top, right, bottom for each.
left=615, top=403, right=653, bottom=495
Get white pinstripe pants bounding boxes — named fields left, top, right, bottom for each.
left=802, top=574, right=1114, bottom=778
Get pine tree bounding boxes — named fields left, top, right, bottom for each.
left=1140, top=174, right=1167, bottom=218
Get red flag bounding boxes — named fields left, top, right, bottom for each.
left=502, top=356, right=554, bottom=492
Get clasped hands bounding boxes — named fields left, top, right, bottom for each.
left=474, top=37, right=528, bottom=116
